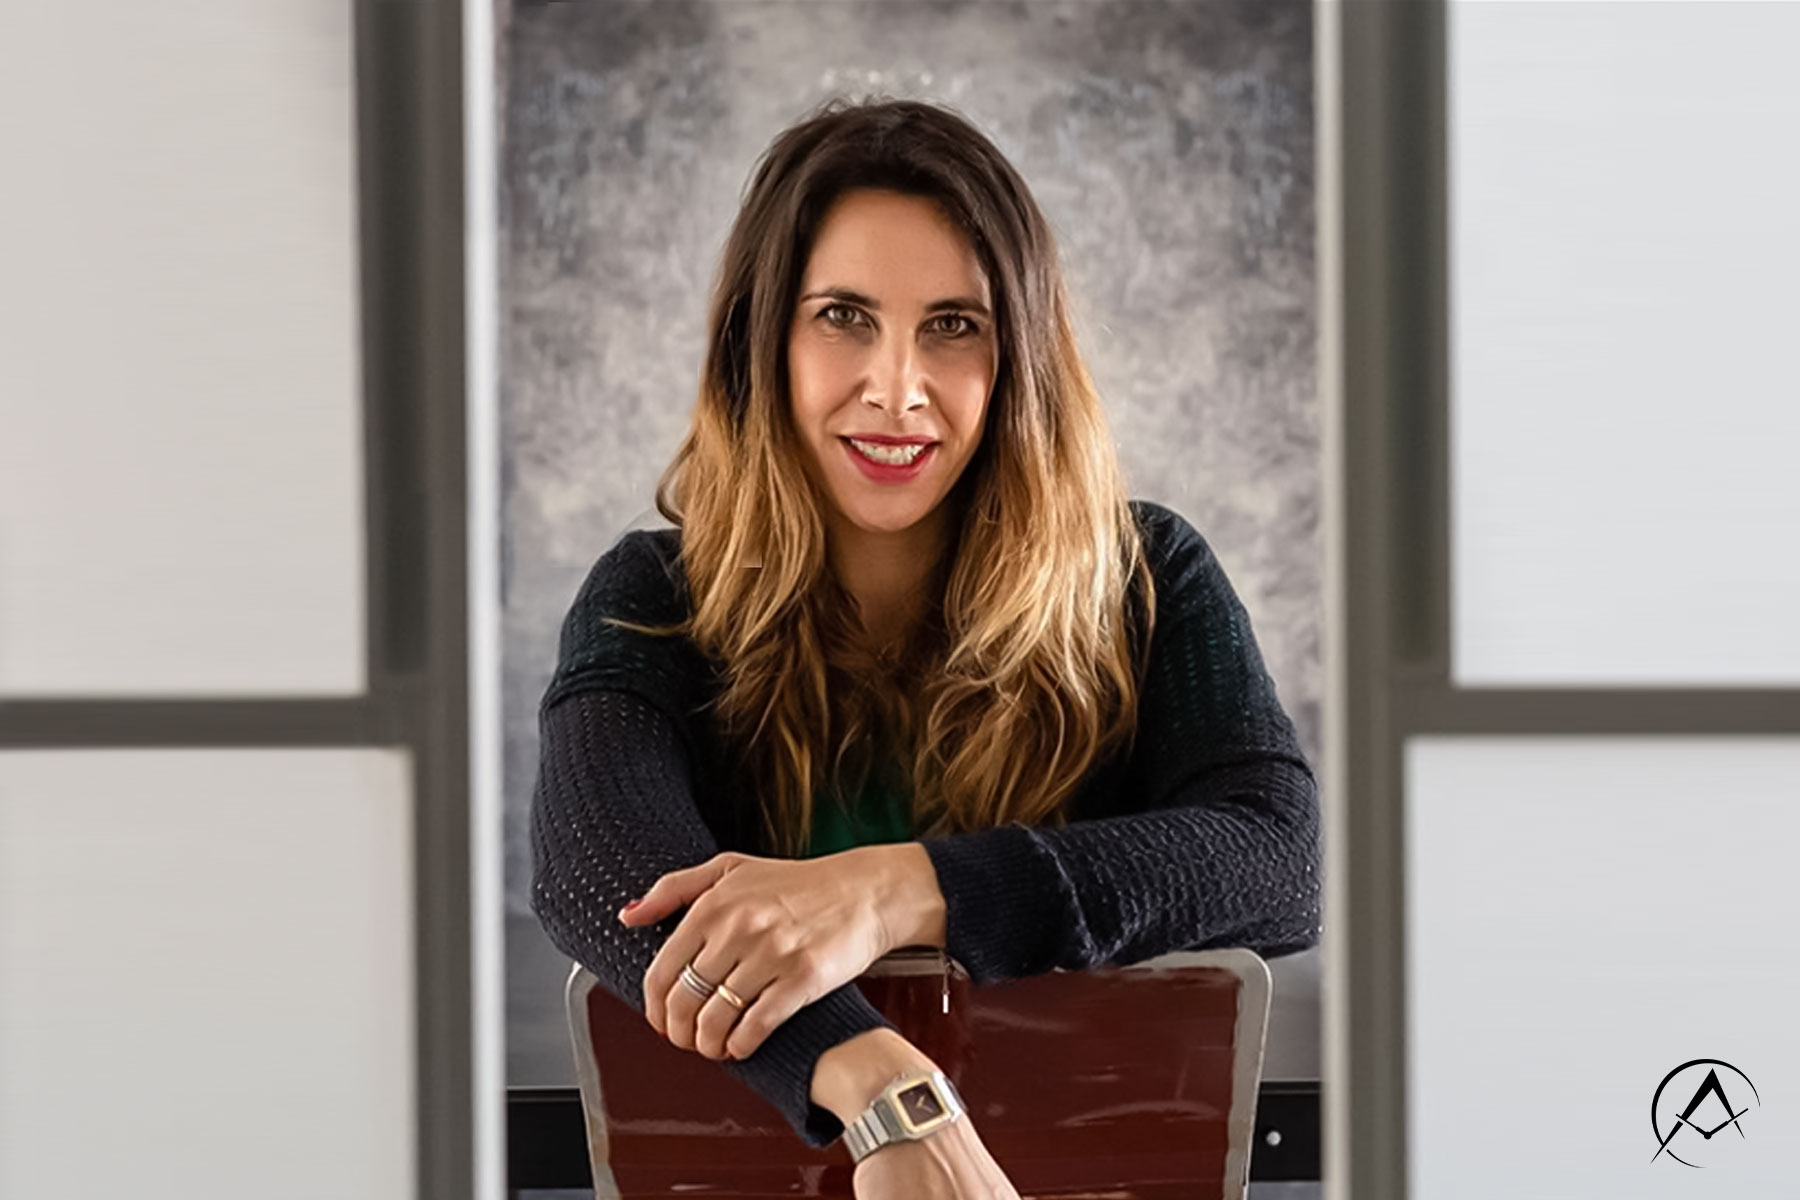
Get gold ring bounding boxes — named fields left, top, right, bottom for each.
left=714, top=983, right=748, bottom=1011
left=679, top=962, right=718, bottom=1000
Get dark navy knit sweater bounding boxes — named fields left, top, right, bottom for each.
left=529, top=499, right=1322, bottom=1147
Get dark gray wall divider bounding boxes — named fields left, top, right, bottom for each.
left=357, top=2, right=475, bottom=1196
left=1335, top=6, right=1436, bottom=1195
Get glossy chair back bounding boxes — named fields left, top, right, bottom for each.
left=564, top=947, right=1271, bottom=1199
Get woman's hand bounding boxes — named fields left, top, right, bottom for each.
left=852, top=1115, right=1022, bottom=1200
left=619, top=844, right=945, bottom=1062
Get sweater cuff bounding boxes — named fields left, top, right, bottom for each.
left=724, top=978, right=896, bottom=1147
left=921, top=824, right=1088, bottom=985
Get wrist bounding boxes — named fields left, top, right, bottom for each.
left=862, top=841, right=947, bottom=954
left=810, top=1027, right=939, bottom=1125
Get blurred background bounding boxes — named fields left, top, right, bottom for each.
left=2, top=2, right=1796, bottom=1200
left=497, top=0, right=1324, bottom=1107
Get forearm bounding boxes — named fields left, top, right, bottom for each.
left=809, top=1026, right=941, bottom=1124
left=921, top=754, right=1322, bottom=984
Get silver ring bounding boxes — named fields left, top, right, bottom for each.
left=679, top=961, right=718, bottom=1000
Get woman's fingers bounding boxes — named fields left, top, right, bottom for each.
left=658, top=923, right=817, bottom=1062
left=641, top=914, right=709, bottom=1036
left=662, top=939, right=734, bottom=1053
left=620, top=853, right=738, bottom=928
left=628, top=852, right=891, bottom=1063
left=722, top=962, right=822, bottom=1062
left=692, top=958, right=776, bottom=1061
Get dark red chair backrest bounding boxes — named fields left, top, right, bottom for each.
left=565, top=948, right=1270, bottom=1200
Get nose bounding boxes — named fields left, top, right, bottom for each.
left=861, top=337, right=928, bottom=415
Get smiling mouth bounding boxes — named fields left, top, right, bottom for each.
left=843, top=437, right=934, bottom=466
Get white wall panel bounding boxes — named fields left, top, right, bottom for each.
left=0, top=749, right=414, bottom=1200
left=1447, top=1, right=1800, bottom=686
left=1405, top=737, right=1799, bottom=1199
left=0, top=0, right=365, bottom=696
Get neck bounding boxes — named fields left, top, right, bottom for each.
left=827, top=505, right=953, bottom=650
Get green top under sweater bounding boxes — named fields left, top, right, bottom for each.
left=804, top=758, right=913, bottom=857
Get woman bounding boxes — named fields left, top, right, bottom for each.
left=530, top=96, right=1321, bottom=1196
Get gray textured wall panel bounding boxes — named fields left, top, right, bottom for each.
left=502, top=0, right=1320, bottom=1086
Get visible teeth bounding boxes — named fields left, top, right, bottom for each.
left=849, top=438, right=927, bottom=465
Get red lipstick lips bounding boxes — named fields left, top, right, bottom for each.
left=840, top=435, right=937, bottom=482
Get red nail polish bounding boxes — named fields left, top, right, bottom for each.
left=623, top=899, right=641, bottom=910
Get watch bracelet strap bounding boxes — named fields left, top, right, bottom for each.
left=843, top=1096, right=903, bottom=1161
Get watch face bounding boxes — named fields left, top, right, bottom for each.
left=897, top=1082, right=945, bottom=1126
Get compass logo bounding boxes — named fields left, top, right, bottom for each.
left=1650, top=1058, right=1760, bottom=1167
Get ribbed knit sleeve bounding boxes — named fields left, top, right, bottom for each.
left=920, top=503, right=1323, bottom=985
left=538, top=529, right=712, bottom=724
left=529, top=530, right=897, bottom=1148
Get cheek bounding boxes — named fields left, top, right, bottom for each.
left=785, top=348, right=828, bottom=427
left=788, top=344, right=852, bottom=421
left=950, top=370, right=995, bottom=443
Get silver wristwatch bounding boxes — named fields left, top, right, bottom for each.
left=842, top=1069, right=966, bottom=1163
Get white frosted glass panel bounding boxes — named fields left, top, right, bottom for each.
left=1406, top=737, right=1799, bottom=1199
left=0, top=1, right=365, bottom=696
left=1447, top=1, right=1800, bottom=686
left=0, top=750, right=414, bottom=1200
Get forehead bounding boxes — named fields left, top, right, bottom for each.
left=802, top=189, right=989, bottom=301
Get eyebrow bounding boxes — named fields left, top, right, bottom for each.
left=798, top=286, right=991, bottom=320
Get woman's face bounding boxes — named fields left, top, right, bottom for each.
left=786, top=188, right=999, bottom=542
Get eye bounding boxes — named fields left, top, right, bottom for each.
left=932, top=314, right=979, bottom=338
left=820, top=303, right=865, bottom=329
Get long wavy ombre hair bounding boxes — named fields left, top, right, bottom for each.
left=611, top=96, right=1157, bottom=857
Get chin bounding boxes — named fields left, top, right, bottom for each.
left=847, top=508, right=932, bottom=536
left=833, top=495, right=937, bottom=536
